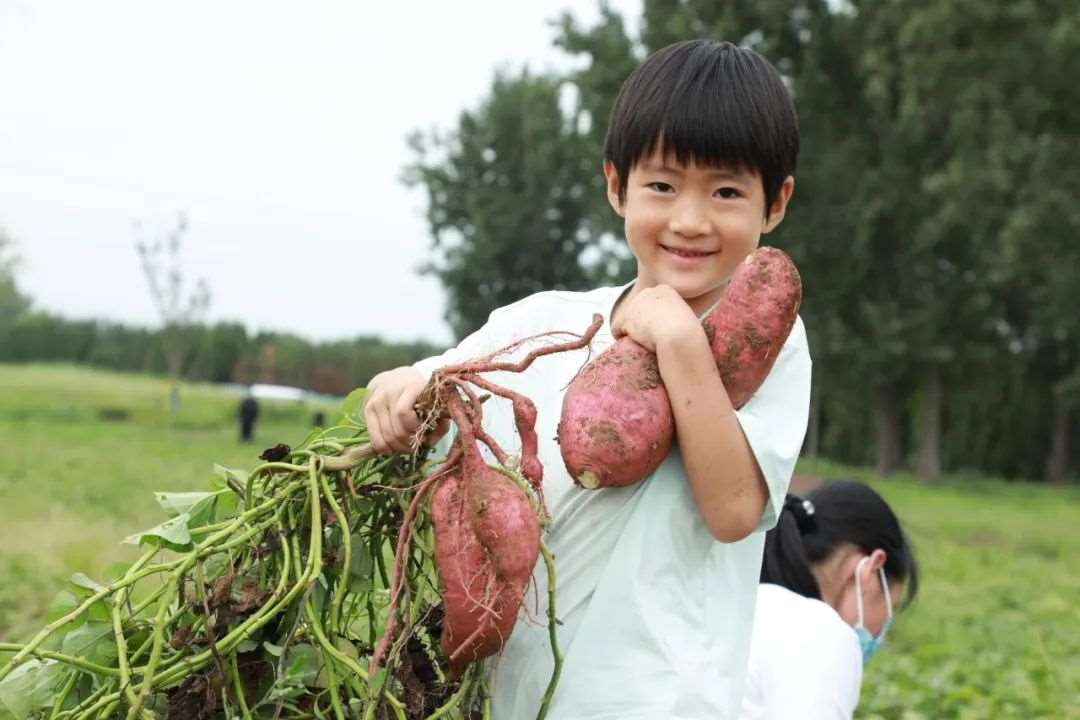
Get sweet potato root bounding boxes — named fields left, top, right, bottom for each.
left=558, top=338, right=674, bottom=489
left=559, top=247, right=802, bottom=489
left=432, top=444, right=540, bottom=678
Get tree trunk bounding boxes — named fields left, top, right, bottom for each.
left=1044, top=396, right=1071, bottom=484
left=875, top=382, right=903, bottom=476
left=916, top=366, right=943, bottom=481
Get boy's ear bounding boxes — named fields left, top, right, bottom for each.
left=603, top=161, right=625, bottom=217
left=762, top=176, right=795, bottom=234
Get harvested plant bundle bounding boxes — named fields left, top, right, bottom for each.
left=0, top=316, right=603, bottom=720
left=559, top=247, right=803, bottom=489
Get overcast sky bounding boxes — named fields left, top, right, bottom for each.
left=0, top=0, right=640, bottom=346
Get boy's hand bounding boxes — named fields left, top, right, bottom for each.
left=611, top=284, right=701, bottom=352
left=364, top=366, right=447, bottom=455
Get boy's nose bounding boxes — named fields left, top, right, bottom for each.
left=669, top=198, right=711, bottom=237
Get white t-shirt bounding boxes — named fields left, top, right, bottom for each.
left=740, top=584, right=863, bottom=720
left=414, top=283, right=812, bottom=720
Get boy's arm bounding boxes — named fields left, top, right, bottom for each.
left=657, top=327, right=767, bottom=542
left=613, top=284, right=807, bottom=543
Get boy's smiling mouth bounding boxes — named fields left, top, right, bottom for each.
left=660, top=244, right=716, bottom=259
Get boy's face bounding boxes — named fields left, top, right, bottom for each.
left=605, top=148, right=793, bottom=315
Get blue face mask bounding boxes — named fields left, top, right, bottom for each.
left=853, top=556, right=893, bottom=664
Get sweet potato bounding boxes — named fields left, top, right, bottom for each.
left=705, top=247, right=802, bottom=408
left=559, top=247, right=802, bottom=489
left=557, top=338, right=674, bottom=489
left=431, top=443, right=540, bottom=677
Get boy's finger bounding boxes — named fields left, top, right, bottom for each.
left=385, top=405, right=415, bottom=454
left=367, top=393, right=399, bottom=456
left=424, top=417, right=451, bottom=444
left=366, top=403, right=392, bottom=455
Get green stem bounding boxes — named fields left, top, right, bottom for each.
left=303, top=599, right=368, bottom=682
left=319, top=645, right=346, bottom=720
left=385, top=691, right=407, bottom=720
left=55, top=679, right=111, bottom=719
left=147, top=524, right=295, bottom=686
left=481, top=678, right=493, bottom=720
left=228, top=652, right=254, bottom=720
left=124, top=568, right=178, bottom=718
left=47, top=669, right=79, bottom=719
left=143, top=463, right=321, bottom=693
left=0, top=645, right=121, bottom=677
left=535, top=540, right=563, bottom=720
left=425, top=666, right=475, bottom=719
left=0, top=548, right=158, bottom=683
left=111, top=588, right=140, bottom=710
left=318, top=471, right=351, bottom=633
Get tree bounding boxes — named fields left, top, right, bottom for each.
left=405, top=69, right=599, bottom=340
left=0, top=228, right=31, bottom=354
left=133, top=213, right=211, bottom=383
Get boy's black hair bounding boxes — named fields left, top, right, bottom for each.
left=761, top=481, right=920, bottom=609
left=603, top=39, right=799, bottom=216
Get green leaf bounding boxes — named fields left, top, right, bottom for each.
left=106, top=561, right=132, bottom=581
left=0, top=660, right=66, bottom=719
left=342, top=388, right=368, bottom=423
left=263, top=640, right=284, bottom=657
left=46, top=590, right=84, bottom=629
left=210, top=464, right=247, bottom=492
left=283, top=643, right=319, bottom=686
left=67, top=573, right=104, bottom=595
left=154, top=491, right=214, bottom=518
left=368, top=667, right=388, bottom=694
left=122, top=513, right=193, bottom=552
left=60, top=621, right=115, bottom=667
left=348, top=535, right=373, bottom=593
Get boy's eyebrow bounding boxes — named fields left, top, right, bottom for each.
left=640, top=160, right=751, bottom=182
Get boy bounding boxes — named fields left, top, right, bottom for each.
left=365, top=39, right=810, bottom=719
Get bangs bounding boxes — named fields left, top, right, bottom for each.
left=604, top=40, right=798, bottom=207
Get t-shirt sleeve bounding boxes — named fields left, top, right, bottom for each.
left=734, top=314, right=812, bottom=533
left=759, top=617, right=863, bottom=720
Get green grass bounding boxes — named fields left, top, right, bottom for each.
left=0, top=364, right=1077, bottom=718
left=797, top=459, right=1080, bottom=719
left=0, top=363, right=338, bottom=644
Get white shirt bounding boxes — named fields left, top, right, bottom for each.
left=414, top=284, right=812, bottom=719
left=740, top=584, right=863, bottom=720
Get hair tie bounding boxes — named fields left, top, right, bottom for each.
left=783, top=494, right=817, bottom=534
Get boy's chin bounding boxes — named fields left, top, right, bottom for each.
left=673, top=282, right=730, bottom=314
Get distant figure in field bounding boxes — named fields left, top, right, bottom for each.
left=312, top=411, right=326, bottom=428
left=238, top=388, right=259, bottom=443
left=169, top=382, right=181, bottom=416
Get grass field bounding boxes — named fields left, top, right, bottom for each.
left=0, top=363, right=1077, bottom=718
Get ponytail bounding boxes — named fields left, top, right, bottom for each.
left=762, top=480, right=920, bottom=607
left=760, top=494, right=822, bottom=599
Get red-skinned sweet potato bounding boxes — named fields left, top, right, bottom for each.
left=557, top=338, right=674, bottom=489
left=431, top=443, right=540, bottom=677
left=559, top=247, right=802, bottom=489
left=705, top=247, right=802, bottom=408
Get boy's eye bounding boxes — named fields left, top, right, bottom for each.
left=715, top=187, right=741, bottom=199
left=646, top=181, right=675, bottom=193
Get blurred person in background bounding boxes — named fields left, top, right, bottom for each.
left=238, top=386, right=259, bottom=443
left=740, top=480, right=919, bottom=719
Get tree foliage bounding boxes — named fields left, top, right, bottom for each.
left=0, top=228, right=31, bottom=349
left=405, top=69, right=605, bottom=340
left=407, top=0, right=1080, bottom=483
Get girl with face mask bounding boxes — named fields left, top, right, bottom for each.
left=739, top=480, right=919, bottom=720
